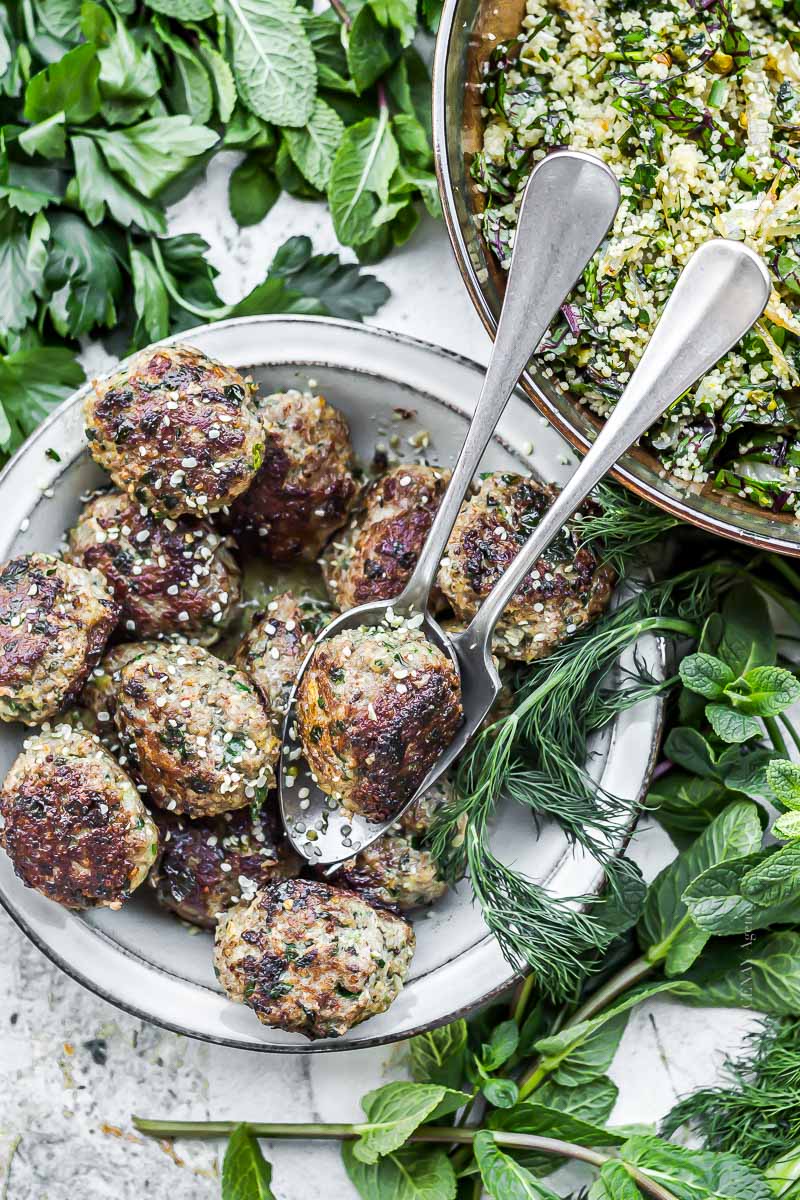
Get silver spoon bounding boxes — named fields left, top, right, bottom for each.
left=278, top=149, right=620, bottom=863
left=282, top=218, right=769, bottom=872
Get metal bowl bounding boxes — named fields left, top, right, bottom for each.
left=432, top=0, right=800, bottom=557
left=0, top=316, right=664, bottom=1051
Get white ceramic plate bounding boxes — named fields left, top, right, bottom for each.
left=0, top=316, right=664, bottom=1051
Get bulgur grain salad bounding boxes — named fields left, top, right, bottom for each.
left=476, top=0, right=800, bottom=510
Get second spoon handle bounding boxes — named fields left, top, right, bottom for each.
left=463, top=239, right=772, bottom=652
left=397, top=149, right=620, bottom=613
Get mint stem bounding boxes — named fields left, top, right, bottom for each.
left=131, top=1120, right=679, bottom=1200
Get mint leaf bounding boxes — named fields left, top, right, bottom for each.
left=329, top=110, right=399, bottom=247
left=679, top=930, right=800, bottom=1016
left=639, top=800, right=763, bottom=969
left=143, top=0, right=215, bottom=14
left=221, top=1124, right=275, bottom=1200
left=229, top=154, right=280, bottom=227
left=767, top=758, right=800, bottom=809
left=347, top=4, right=401, bottom=93
left=706, top=704, right=762, bottom=744
left=409, top=1020, right=467, bottom=1089
left=343, top=1142, right=457, bottom=1200
left=474, top=1131, right=561, bottom=1200
left=679, top=653, right=734, bottom=699
left=724, top=665, right=800, bottom=717
left=284, top=97, right=344, bottom=190
left=225, top=0, right=316, bottom=128
left=354, top=1083, right=469, bottom=1164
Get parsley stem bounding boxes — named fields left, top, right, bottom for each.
left=148, top=238, right=233, bottom=322
left=131, top=1120, right=679, bottom=1199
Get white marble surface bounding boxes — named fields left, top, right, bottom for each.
left=0, top=156, right=756, bottom=1198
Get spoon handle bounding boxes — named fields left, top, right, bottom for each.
left=463, top=239, right=771, bottom=652
left=397, top=149, right=620, bottom=613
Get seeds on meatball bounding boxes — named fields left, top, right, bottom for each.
left=0, top=554, right=119, bottom=726
left=0, top=725, right=158, bottom=910
left=324, top=830, right=448, bottom=911
left=115, top=643, right=280, bottom=818
left=296, top=620, right=462, bottom=823
left=66, top=490, right=241, bottom=645
left=150, top=800, right=301, bottom=929
left=438, top=474, right=616, bottom=662
left=322, top=464, right=450, bottom=611
left=230, top=390, right=357, bottom=561
left=234, top=591, right=333, bottom=723
left=84, top=344, right=263, bottom=517
left=214, top=877, right=414, bottom=1039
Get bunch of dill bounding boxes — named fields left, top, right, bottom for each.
left=663, top=1018, right=800, bottom=1167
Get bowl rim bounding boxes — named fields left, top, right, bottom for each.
left=0, top=313, right=665, bottom=1051
left=431, top=0, right=800, bottom=558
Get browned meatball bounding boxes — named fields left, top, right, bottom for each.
left=214, top=877, right=414, bottom=1039
left=66, top=490, right=241, bottom=645
left=0, top=554, right=119, bottom=726
left=325, top=830, right=447, bottom=911
left=321, top=464, right=450, bottom=610
left=84, top=344, right=263, bottom=517
left=115, top=643, right=280, bottom=818
left=439, top=474, right=615, bottom=661
left=0, top=726, right=158, bottom=910
left=296, top=621, right=462, bottom=822
left=230, top=390, right=357, bottom=561
left=79, top=642, right=159, bottom=747
left=150, top=800, right=301, bottom=928
left=234, top=591, right=333, bottom=723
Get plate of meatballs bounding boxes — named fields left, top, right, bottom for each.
left=0, top=316, right=664, bottom=1049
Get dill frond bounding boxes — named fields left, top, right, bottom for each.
left=431, top=561, right=737, bottom=998
left=663, top=1019, right=800, bottom=1166
left=576, top=482, right=680, bottom=571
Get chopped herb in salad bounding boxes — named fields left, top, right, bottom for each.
left=475, top=0, right=800, bottom=511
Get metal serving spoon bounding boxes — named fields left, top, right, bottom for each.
left=278, top=149, right=621, bottom=863
left=281, top=192, right=771, bottom=870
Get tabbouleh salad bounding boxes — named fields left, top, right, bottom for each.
left=475, top=0, right=800, bottom=511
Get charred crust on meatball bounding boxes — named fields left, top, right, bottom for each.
left=322, top=464, right=450, bottom=610
left=230, top=390, right=357, bottom=562
left=66, top=489, right=241, bottom=645
left=0, top=554, right=119, bottom=725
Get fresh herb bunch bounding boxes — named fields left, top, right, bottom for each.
left=0, top=0, right=440, bottom=462
left=134, top=534, right=800, bottom=1199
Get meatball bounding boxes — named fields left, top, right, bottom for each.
left=150, top=800, right=301, bottom=929
left=296, top=621, right=462, bottom=822
left=234, top=591, right=333, bottom=723
left=66, top=490, right=241, bottom=645
left=439, top=474, right=615, bottom=662
left=0, top=726, right=158, bottom=910
left=230, top=390, right=357, bottom=561
left=322, top=464, right=450, bottom=610
left=214, top=877, right=414, bottom=1039
left=115, top=643, right=280, bottom=818
left=0, top=554, right=119, bottom=726
left=79, top=642, right=158, bottom=745
left=84, top=344, right=263, bottom=517
left=325, top=830, right=447, bottom=911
